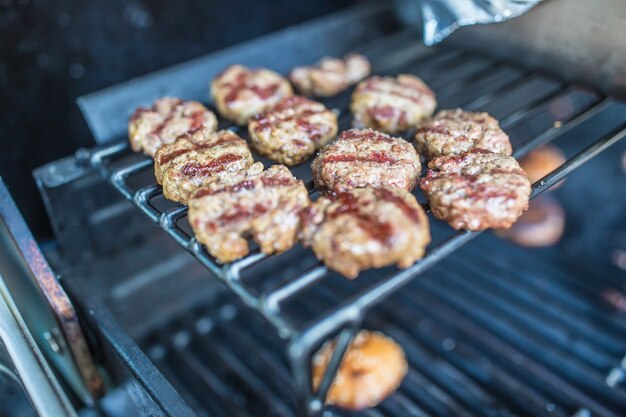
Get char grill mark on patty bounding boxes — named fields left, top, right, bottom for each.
left=299, top=187, right=430, bottom=278
left=129, top=97, right=218, bottom=157
left=420, top=149, right=531, bottom=231
left=188, top=164, right=310, bottom=263
left=312, top=128, right=422, bottom=192
left=180, top=154, right=243, bottom=178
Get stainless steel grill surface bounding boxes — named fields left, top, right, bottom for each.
left=81, top=27, right=626, bottom=416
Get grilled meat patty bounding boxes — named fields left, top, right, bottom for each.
left=300, top=187, right=430, bottom=278
left=312, top=330, right=408, bottom=410
left=129, top=97, right=217, bottom=157
left=188, top=164, right=310, bottom=263
left=154, top=129, right=254, bottom=204
left=211, top=65, right=293, bottom=125
left=248, top=96, right=338, bottom=166
left=414, top=109, right=512, bottom=160
left=289, top=53, right=370, bottom=97
left=421, top=149, right=531, bottom=231
left=350, top=74, right=436, bottom=134
left=312, top=129, right=421, bottom=193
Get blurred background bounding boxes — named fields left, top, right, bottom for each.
left=0, top=0, right=357, bottom=240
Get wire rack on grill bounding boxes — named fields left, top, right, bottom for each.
left=87, top=34, right=626, bottom=415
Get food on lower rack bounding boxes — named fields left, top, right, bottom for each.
left=414, top=108, right=512, bottom=160
left=312, top=330, right=408, bottom=410
left=311, top=129, right=422, bottom=193
left=248, top=96, right=338, bottom=166
left=421, top=149, right=531, bottom=231
left=289, top=53, right=371, bottom=97
left=188, top=164, right=310, bottom=263
left=519, top=145, right=566, bottom=188
left=154, top=129, right=254, bottom=204
left=211, top=65, right=293, bottom=125
left=300, top=187, right=430, bottom=278
left=129, top=97, right=217, bottom=157
left=350, top=74, right=436, bottom=134
left=496, top=193, right=565, bottom=247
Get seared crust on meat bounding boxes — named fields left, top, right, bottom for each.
left=420, top=149, right=531, bottom=231
left=154, top=129, right=254, bottom=204
left=129, top=97, right=217, bottom=157
left=312, top=330, right=408, bottom=410
left=188, top=164, right=310, bottom=263
left=300, top=187, right=430, bottom=278
left=248, top=96, right=338, bottom=166
left=414, top=109, right=512, bottom=160
left=289, top=53, right=370, bottom=97
left=211, top=65, right=293, bottom=125
left=351, top=74, right=436, bottom=134
left=312, top=129, right=421, bottom=193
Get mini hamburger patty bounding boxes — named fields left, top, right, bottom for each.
left=350, top=74, right=436, bottom=134
left=300, top=187, right=430, bottom=278
left=421, top=149, right=531, bottom=231
left=211, top=65, right=293, bottom=125
left=312, top=129, right=422, bottom=193
left=129, top=97, right=217, bottom=157
left=248, top=96, right=337, bottom=166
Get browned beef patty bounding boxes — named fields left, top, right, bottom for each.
left=188, top=164, right=310, bottom=263
left=414, top=108, right=512, bottom=160
left=248, top=96, right=338, bottom=166
left=312, top=129, right=421, bottom=193
left=420, top=149, right=531, bottom=231
left=129, top=97, right=217, bottom=157
left=300, top=187, right=430, bottom=278
left=289, top=53, right=370, bottom=97
left=350, top=74, right=436, bottom=134
left=211, top=65, right=293, bottom=125
left=154, top=129, right=254, bottom=204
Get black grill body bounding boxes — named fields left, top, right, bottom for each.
left=35, top=3, right=626, bottom=417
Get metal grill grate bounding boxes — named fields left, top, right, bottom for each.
left=87, top=33, right=626, bottom=415
left=141, top=237, right=626, bottom=417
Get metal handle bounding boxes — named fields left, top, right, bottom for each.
left=0, top=277, right=77, bottom=416
left=0, top=178, right=104, bottom=404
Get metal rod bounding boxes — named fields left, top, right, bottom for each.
left=89, top=142, right=128, bottom=175
left=134, top=185, right=162, bottom=222
left=262, top=264, right=328, bottom=311
left=312, top=324, right=360, bottom=406
left=297, top=122, right=626, bottom=354
left=110, top=159, right=153, bottom=199
left=513, top=99, right=614, bottom=158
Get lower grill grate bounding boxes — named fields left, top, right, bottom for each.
left=141, top=234, right=626, bottom=417
left=83, top=27, right=626, bottom=414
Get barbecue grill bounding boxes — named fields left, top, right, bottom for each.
left=2, top=1, right=626, bottom=416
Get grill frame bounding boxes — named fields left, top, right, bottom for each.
left=74, top=10, right=626, bottom=415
